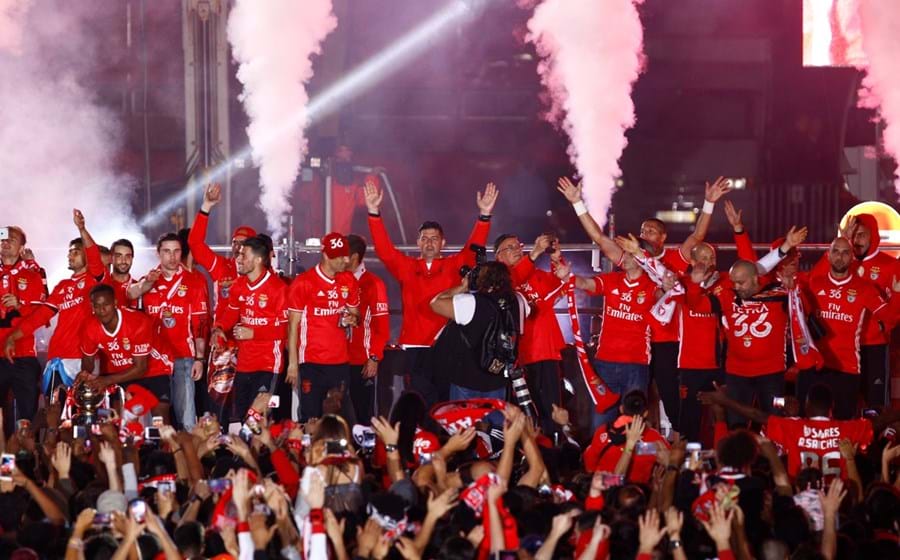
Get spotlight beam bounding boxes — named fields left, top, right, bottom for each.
left=141, top=0, right=485, bottom=229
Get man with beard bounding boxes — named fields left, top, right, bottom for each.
left=128, top=233, right=208, bottom=429
left=815, top=214, right=899, bottom=408
left=796, top=237, right=900, bottom=419
left=105, top=238, right=138, bottom=308
left=286, top=233, right=360, bottom=421
left=212, top=236, right=287, bottom=422
left=4, top=211, right=105, bottom=400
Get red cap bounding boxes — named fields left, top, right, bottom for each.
left=321, top=232, right=350, bottom=258
left=232, top=226, right=257, bottom=240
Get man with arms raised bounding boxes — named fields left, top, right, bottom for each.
left=364, top=180, right=498, bottom=407
left=188, top=183, right=257, bottom=310
left=557, top=176, right=731, bottom=432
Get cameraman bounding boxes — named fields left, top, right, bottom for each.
left=430, top=262, right=529, bottom=400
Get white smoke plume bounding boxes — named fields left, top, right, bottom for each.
left=228, top=0, right=337, bottom=238
left=525, top=0, right=645, bottom=226
left=0, top=0, right=147, bottom=287
left=858, top=0, right=900, bottom=195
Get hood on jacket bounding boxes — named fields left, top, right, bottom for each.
left=853, top=213, right=881, bottom=257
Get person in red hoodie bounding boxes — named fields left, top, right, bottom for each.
left=816, top=213, right=899, bottom=408
left=363, top=179, right=498, bottom=407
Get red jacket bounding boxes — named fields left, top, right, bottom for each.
left=509, top=256, right=566, bottom=364
left=368, top=215, right=490, bottom=346
left=348, top=266, right=391, bottom=364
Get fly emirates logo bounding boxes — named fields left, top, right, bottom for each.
left=313, top=296, right=343, bottom=317
left=58, top=295, right=84, bottom=311
left=148, top=305, right=185, bottom=315
left=607, top=292, right=643, bottom=322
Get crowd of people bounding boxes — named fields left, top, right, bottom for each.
left=0, top=175, right=898, bottom=560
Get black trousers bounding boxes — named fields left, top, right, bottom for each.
left=232, top=371, right=279, bottom=424
left=678, top=368, right=722, bottom=442
left=0, top=357, right=40, bottom=433
left=524, top=360, right=562, bottom=435
left=298, top=363, right=353, bottom=423
left=349, top=363, right=376, bottom=425
left=724, top=372, right=784, bottom=426
left=403, top=347, right=443, bottom=408
left=651, top=342, right=681, bottom=431
left=860, top=344, right=889, bottom=408
left=796, top=368, right=860, bottom=420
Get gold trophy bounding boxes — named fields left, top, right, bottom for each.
left=72, top=382, right=106, bottom=426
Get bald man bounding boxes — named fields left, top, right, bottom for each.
left=684, top=227, right=806, bottom=424
left=796, top=237, right=900, bottom=419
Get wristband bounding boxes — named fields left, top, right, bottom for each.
left=194, top=357, right=204, bottom=362
left=368, top=211, right=380, bottom=217
left=669, top=539, right=682, bottom=551
left=384, top=444, right=398, bottom=453
left=624, top=445, right=634, bottom=454
left=199, top=209, right=209, bottom=216
left=572, top=200, right=588, bottom=217
left=309, top=508, right=326, bottom=533
left=237, top=521, right=250, bottom=533
left=67, top=538, right=84, bottom=550
left=479, top=214, right=492, bottom=221
left=702, top=199, right=715, bottom=214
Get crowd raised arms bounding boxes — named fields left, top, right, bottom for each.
left=0, top=176, right=897, bottom=559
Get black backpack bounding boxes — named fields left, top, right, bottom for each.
left=461, top=294, right=520, bottom=375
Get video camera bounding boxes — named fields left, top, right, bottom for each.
left=459, top=244, right=487, bottom=289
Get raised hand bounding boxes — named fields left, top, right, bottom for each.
left=700, top=503, right=734, bottom=549
left=840, top=215, right=858, bottom=240
left=637, top=508, right=666, bottom=554
left=892, top=275, right=900, bottom=294
left=531, top=234, right=553, bottom=260
left=664, top=506, right=684, bottom=539
left=442, top=427, right=476, bottom=455
left=556, top=176, right=583, bottom=203
left=364, top=180, right=384, bottom=214
left=73, top=209, right=86, bottom=231
left=625, top=416, right=645, bottom=448
left=783, top=226, right=809, bottom=250
left=704, top=177, right=733, bottom=203
left=819, top=478, right=847, bottom=517
left=426, top=488, right=459, bottom=519
left=202, top=183, right=222, bottom=212
left=476, top=182, right=499, bottom=216
left=51, top=442, right=72, bottom=479
left=723, top=200, right=743, bottom=231
left=615, top=233, right=642, bottom=256
left=370, top=416, right=400, bottom=446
